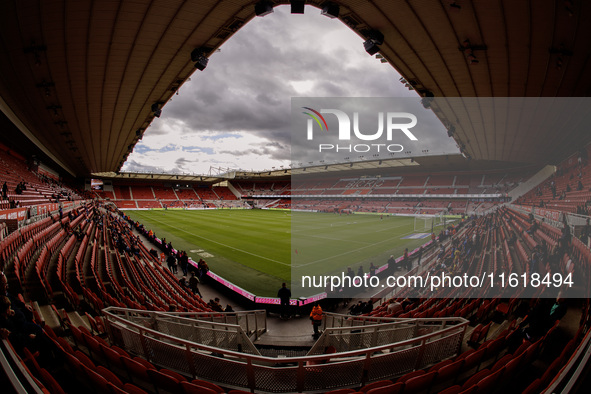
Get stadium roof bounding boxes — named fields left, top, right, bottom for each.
left=92, top=154, right=540, bottom=184
left=1, top=0, right=591, bottom=177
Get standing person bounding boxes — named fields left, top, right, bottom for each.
left=277, top=283, right=291, bottom=319
left=417, top=246, right=423, bottom=266
left=369, top=262, right=377, bottom=277
left=166, top=253, right=177, bottom=274
left=402, top=248, right=410, bottom=271
left=188, top=272, right=202, bottom=297
left=198, top=259, right=210, bottom=282
left=310, top=303, right=324, bottom=338
left=180, top=251, right=189, bottom=276
left=1, top=181, right=7, bottom=200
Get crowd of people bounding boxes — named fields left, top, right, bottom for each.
left=0, top=271, right=57, bottom=367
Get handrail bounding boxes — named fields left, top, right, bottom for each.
left=0, top=339, right=44, bottom=394
left=310, top=315, right=465, bottom=355
left=545, top=329, right=591, bottom=393
left=103, top=307, right=468, bottom=392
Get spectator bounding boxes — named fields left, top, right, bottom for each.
left=210, top=297, right=224, bottom=312
left=179, top=251, right=189, bottom=276
left=362, top=300, right=374, bottom=314
left=402, top=248, right=410, bottom=270
left=369, top=262, right=377, bottom=277
left=188, top=272, right=201, bottom=297
left=310, top=303, right=324, bottom=338
left=520, top=292, right=568, bottom=342
left=387, top=299, right=403, bottom=315
left=166, top=253, right=177, bottom=274
left=198, top=259, right=209, bottom=281
left=277, top=282, right=291, bottom=319
left=349, top=301, right=365, bottom=315
left=357, top=265, right=364, bottom=278
left=0, top=296, right=53, bottom=364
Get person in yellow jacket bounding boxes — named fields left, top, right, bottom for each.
left=310, top=303, right=323, bottom=338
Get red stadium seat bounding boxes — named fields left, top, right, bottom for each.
left=100, top=343, right=125, bottom=370
left=148, top=368, right=183, bottom=392
left=39, top=368, right=66, bottom=394
left=397, top=370, right=425, bottom=383
left=438, top=386, right=463, bottom=394
left=461, top=369, right=490, bottom=391
left=56, top=337, right=75, bottom=354
left=123, top=383, right=149, bottom=394
left=180, top=381, right=219, bottom=394
left=491, top=354, right=513, bottom=373
left=74, top=350, right=96, bottom=370
left=474, top=367, right=503, bottom=394
left=521, top=378, right=542, bottom=394
left=96, top=365, right=124, bottom=388
left=366, top=382, right=404, bottom=394
left=159, top=368, right=188, bottom=382
left=434, top=359, right=464, bottom=385
left=462, top=348, right=486, bottom=372
left=191, top=379, right=225, bottom=393
left=403, top=370, right=436, bottom=393
left=122, top=356, right=152, bottom=382
left=428, top=359, right=453, bottom=372
left=359, top=380, right=393, bottom=392
left=85, top=367, right=112, bottom=393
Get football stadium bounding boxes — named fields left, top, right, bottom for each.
left=1, top=1, right=591, bottom=393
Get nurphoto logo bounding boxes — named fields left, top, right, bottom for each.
left=302, top=107, right=419, bottom=153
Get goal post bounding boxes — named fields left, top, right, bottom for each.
left=413, top=212, right=445, bottom=233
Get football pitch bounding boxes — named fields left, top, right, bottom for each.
left=125, top=209, right=432, bottom=297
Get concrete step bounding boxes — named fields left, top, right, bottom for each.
left=38, top=304, right=61, bottom=332
left=30, top=300, right=45, bottom=327
left=68, top=310, right=92, bottom=332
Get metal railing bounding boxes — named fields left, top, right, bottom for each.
left=103, top=308, right=266, bottom=354
left=310, top=313, right=466, bottom=355
left=161, top=310, right=267, bottom=341
left=103, top=307, right=468, bottom=393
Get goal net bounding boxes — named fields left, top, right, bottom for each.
left=413, top=213, right=445, bottom=233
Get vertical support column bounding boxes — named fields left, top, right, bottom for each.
left=246, top=358, right=256, bottom=392
left=360, top=351, right=372, bottom=387
left=296, top=360, right=306, bottom=393
left=185, top=343, right=196, bottom=378
left=414, top=338, right=426, bottom=370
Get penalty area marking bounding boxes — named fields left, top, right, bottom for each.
left=189, top=249, right=215, bottom=258
left=146, top=215, right=291, bottom=266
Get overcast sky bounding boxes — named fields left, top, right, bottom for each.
left=122, top=5, right=453, bottom=176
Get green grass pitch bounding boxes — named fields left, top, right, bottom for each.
left=125, top=209, right=432, bottom=297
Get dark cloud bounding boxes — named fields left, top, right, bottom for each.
left=175, top=157, right=193, bottom=165
left=123, top=160, right=166, bottom=173
left=217, top=150, right=251, bottom=157
left=132, top=5, right=437, bottom=172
